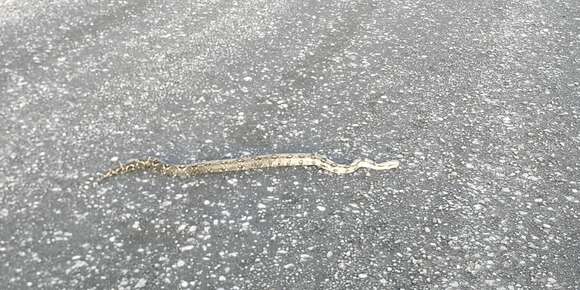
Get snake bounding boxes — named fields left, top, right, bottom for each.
left=100, top=153, right=400, bottom=181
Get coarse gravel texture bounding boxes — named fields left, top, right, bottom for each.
left=1, top=0, right=579, bottom=289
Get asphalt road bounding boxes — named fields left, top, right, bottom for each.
left=1, top=0, right=579, bottom=289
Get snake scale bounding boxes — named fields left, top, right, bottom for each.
left=101, top=153, right=399, bottom=181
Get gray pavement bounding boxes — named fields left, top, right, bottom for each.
left=1, top=0, right=579, bottom=289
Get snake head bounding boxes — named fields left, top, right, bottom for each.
left=376, top=160, right=400, bottom=170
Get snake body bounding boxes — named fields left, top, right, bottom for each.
left=101, top=153, right=399, bottom=181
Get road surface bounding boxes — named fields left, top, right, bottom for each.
left=1, top=0, right=579, bottom=288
